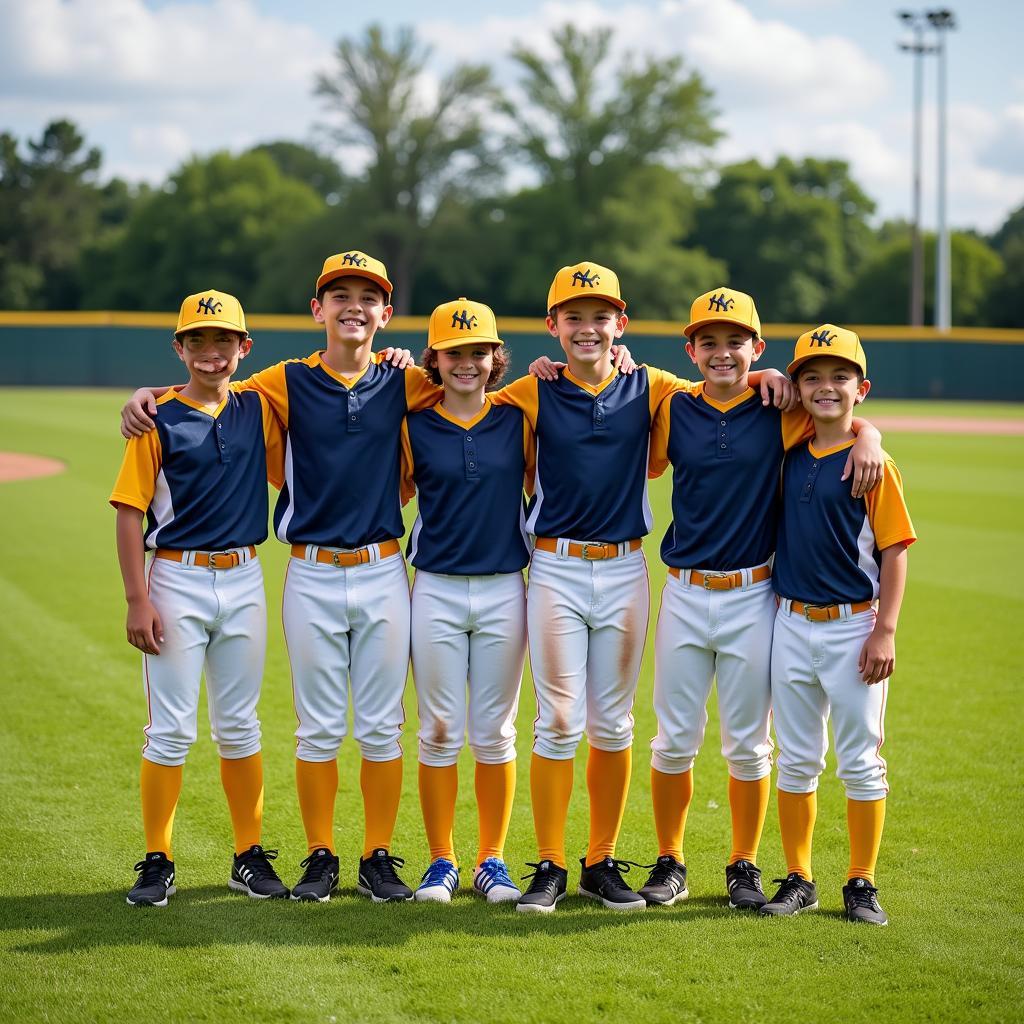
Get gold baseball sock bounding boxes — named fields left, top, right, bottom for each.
left=361, top=756, right=403, bottom=859
left=847, top=797, right=886, bottom=884
left=475, top=759, right=516, bottom=864
left=418, top=762, right=458, bottom=864
left=531, top=752, right=574, bottom=868
left=728, top=775, right=771, bottom=865
left=777, top=789, right=817, bottom=881
left=585, top=746, right=631, bottom=865
left=220, top=752, right=264, bottom=855
left=140, top=758, right=183, bottom=858
left=295, top=757, right=337, bottom=854
left=651, top=766, right=693, bottom=863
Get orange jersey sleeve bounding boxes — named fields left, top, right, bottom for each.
left=522, top=413, right=537, bottom=498
left=259, top=392, right=286, bottom=491
left=645, top=365, right=701, bottom=421
left=781, top=407, right=815, bottom=450
left=233, top=360, right=291, bottom=427
left=109, top=399, right=166, bottom=511
left=489, top=374, right=540, bottom=429
left=399, top=418, right=417, bottom=507
left=648, top=398, right=673, bottom=479
left=405, top=365, right=443, bottom=412
left=865, top=457, right=917, bottom=550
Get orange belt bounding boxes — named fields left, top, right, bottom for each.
left=155, top=546, right=256, bottom=569
left=789, top=599, right=875, bottom=622
left=668, top=564, right=772, bottom=590
left=534, top=537, right=642, bottom=560
left=290, top=538, right=401, bottom=567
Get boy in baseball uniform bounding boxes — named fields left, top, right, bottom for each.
left=111, top=290, right=289, bottom=905
left=402, top=298, right=534, bottom=904
left=760, top=325, right=914, bottom=926
left=493, top=263, right=792, bottom=913
left=119, top=253, right=435, bottom=903
left=640, top=290, right=884, bottom=911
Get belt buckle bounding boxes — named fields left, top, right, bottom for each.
left=580, top=542, right=606, bottom=560
left=209, top=551, right=238, bottom=570
left=331, top=550, right=351, bottom=568
left=702, top=571, right=729, bottom=591
left=802, top=603, right=831, bottom=621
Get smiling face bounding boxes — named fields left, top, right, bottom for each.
left=173, top=328, right=249, bottom=384
left=311, top=275, right=392, bottom=347
left=685, top=322, right=765, bottom=399
left=546, top=298, right=627, bottom=375
left=433, top=344, right=496, bottom=399
left=797, top=356, right=870, bottom=426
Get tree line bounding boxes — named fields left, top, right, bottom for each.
left=2, top=24, right=1021, bottom=327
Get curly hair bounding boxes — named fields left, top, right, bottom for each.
left=420, top=344, right=510, bottom=390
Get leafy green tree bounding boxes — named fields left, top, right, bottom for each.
left=249, top=141, right=346, bottom=203
left=695, top=157, right=877, bottom=322
left=838, top=229, right=1004, bottom=326
left=81, top=150, right=323, bottom=311
left=0, top=120, right=111, bottom=309
left=314, top=24, right=496, bottom=312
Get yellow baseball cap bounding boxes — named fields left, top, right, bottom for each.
left=788, top=324, right=867, bottom=377
left=683, top=287, right=761, bottom=339
left=315, top=250, right=393, bottom=297
left=547, top=261, right=626, bottom=312
left=428, top=297, right=503, bottom=351
left=175, top=290, right=247, bottom=336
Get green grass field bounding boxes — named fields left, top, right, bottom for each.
left=1, top=390, right=1022, bottom=1024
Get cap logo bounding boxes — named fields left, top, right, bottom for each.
left=196, top=296, right=223, bottom=316
left=707, top=293, right=734, bottom=312
left=451, top=309, right=478, bottom=330
left=809, top=329, right=836, bottom=347
left=571, top=268, right=600, bottom=288
left=341, top=252, right=367, bottom=267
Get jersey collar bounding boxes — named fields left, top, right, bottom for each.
left=697, top=383, right=755, bottom=412
left=432, top=395, right=494, bottom=430
left=562, top=366, right=618, bottom=396
left=313, top=350, right=376, bottom=389
left=808, top=438, right=856, bottom=458
left=168, top=391, right=229, bottom=419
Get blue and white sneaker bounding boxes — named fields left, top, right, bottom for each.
left=473, top=857, right=522, bottom=904
left=415, top=858, right=459, bottom=902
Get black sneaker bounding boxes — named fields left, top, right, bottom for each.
left=726, top=859, right=767, bottom=910
left=760, top=873, right=818, bottom=917
left=638, top=855, right=688, bottom=906
left=578, top=856, right=646, bottom=911
left=516, top=860, right=568, bottom=914
left=357, top=848, right=413, bottom=903
left=229, top=844, right=290, bottom=899
left=291, top=847, right=340, bottom=902
left=843, top=877, right=888, bottom=926
left=127, top=851, right=176, bottom=907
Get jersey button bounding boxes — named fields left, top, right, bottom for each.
left=721, top=420, right=726, bottom=426
left=720, top=443, right=727, bottom=449
left=465, top=435, right=472, bottom=441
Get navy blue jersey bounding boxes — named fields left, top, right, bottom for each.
left=401, top=400, right=533, bottom=574
left=492, top=366, right=690, bottom=542
left=236, top=352, right=440, bottom=548
left=110, top=390, right=284, bottom=550
left=649, top=386, right=809, bottom=570
left=773, top=440, right=916, bottom=604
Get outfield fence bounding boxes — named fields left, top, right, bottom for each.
left=1, top=313, right=1022, bottom=400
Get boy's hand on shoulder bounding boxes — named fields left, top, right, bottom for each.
left=122, top=389, right=159, bottom=438
left=758, top=369, right=797, bottom=410
left=611, top=344, right=636, bottom=374
left=858, top=624, right=895, bottom=685
left=843, top=424, right=884, bottom=499
left=380, top=346, right=415, bottom=369
left=126, top=596, right=164, bottom=655
left=529, top=355, right=565, bottom=381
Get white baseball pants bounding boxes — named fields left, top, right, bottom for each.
left=771, top=602, right=888, bottom=801
left=283, top=549, right=411, bottom=762
left=411, top=570, right=527, bottom=767
left=527, top=546, right=650, bottom=760
left=650, top=569, right=775, bottom=780
left=141, top=551, right=265, bottom=766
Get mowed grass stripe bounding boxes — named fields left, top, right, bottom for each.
left=1, top=389, right=1023, bottom=1024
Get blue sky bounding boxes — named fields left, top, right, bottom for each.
left=3, top=0, right=1021, bottom=232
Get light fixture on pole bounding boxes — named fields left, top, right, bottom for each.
left=928, top=8, right=956, bottom=331
left=897, top=11, right=937, bottom=328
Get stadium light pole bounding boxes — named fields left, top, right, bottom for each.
left=929, top=8, right=956, bottom=331
left=897, top=12, right=936, bottom=327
